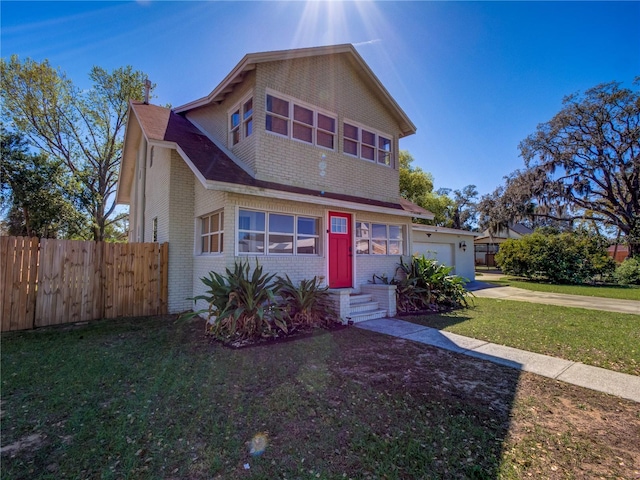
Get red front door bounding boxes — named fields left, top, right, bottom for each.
left=328, top=211, right=353, bottom=288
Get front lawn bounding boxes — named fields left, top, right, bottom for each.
left=2, top=316, right=639, bottom=479
left=484, top=278, right=640, bottom=300
left=405, top=298, right=640, bottom=376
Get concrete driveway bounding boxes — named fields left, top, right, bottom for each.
left=467, top=280, right=640, bottom=315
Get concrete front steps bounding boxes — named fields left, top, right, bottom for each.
left=347, top=293, right=387, bottom=323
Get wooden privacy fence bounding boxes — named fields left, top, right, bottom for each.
left=1, top=237, right=168, bottom=332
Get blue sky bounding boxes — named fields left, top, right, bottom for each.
left=2, top=1, right=639, bottom=197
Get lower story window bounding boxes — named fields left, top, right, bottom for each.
left=356, top=222, right=403, bottom=255
left=238, top=209, right=319, bottom=255
left=201, top=210, right=224, bottom=254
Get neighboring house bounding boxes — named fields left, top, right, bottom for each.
left=607, top=244, right=629, bottom=263
left=474, top=224, right=533, bottom=266
left=412, top=224, right=479, bottom=281
left=117, top=44, right=437, bottom=321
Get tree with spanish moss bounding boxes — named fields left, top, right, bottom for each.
left=478, top=79, right=640, bottom=257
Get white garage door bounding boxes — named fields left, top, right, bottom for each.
left=413, top=242, right=454, bottom=267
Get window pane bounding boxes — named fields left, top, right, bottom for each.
left=389, top=225, right=402, bottom=240
left=269, top=214, right=294, bottom=233
left=378, top=151, right=390, bottom=165
left=293, top=104, right=313, bottom=125
left=362, top=144, right=375, bottom=161
left=266, top=95, right=289, bottom=116
left=202, top=236, right=210, bottom=253
left=344, top=123, right=358, bottom=140
left=211, top=213, right=220, bottom=232
left=210, top=234, right=220, bottom=253
left=293, top=123, right=313, bottom=143
left=239, top=210, right=265, bottom=231
left=362, top=130, right=375, bottom=146
left=372, top=224, right=387, bottom=239
left=266, top=115, right=288, bottom=136
left=230, top=110, right=240, bottom=129
left=356, top=222, right=370, bottom=239
left=317, top=130, right=334, bottom=149
left=298, top=217, right=318, bottom=235
left=372, top=239, right=387, bottom=255
left=220, top=211, right=224, bottom=230
left=202, top=216, right=210, bottom=234
left=238, top=232, right=264, bottom=253
left=344, top=139, right=358, bottom=156
left=389, top=240, right=402, bottom=255
left=297, top=236, right=318, bottom=254
left=243, top=98, right=253, bottom=120
left=245, top=118, right=253, bottom=137
left=356, top=239, right=370, bottom=255
left=331, top=217, right=347, bottom=234
left=318, top=114, right=335, bottom=132
left=232, top=129, right=240, bottom=145
left=268, top=234, right=294, bottom=254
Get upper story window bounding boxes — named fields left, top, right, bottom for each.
left=343, top=121, right=393, bottom=167
left=229, top=95, right=253, bottom=147
left=266, top=91, right=336, bottom=150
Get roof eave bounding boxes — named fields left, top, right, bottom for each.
left=173, top=44, right=417, bottom=136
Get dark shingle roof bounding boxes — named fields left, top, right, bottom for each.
left=130, top=102, right=431, bottom=217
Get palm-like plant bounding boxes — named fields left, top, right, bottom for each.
left=188, top=260, right=287, bottom=342
left=276, top=275, right=337, bottom=329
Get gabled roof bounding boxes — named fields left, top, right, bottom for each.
left=174, top=44, right=416, bottom=138
left=117, top=102, right=432, bottom=219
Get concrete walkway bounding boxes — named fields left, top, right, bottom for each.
left=356, top=318, right=640, bottom=403
left=467, top=280, right=640, bottom=315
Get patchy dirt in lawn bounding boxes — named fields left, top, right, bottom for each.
left=183, top=320, right=640, bottom=478
left=328, top=329, right=640, bottom=479
left=0, top=433, right=46, bottom=457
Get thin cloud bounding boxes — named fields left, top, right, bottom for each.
left=353, top=39, right=382, bottom=47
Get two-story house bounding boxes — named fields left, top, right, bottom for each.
left=116, top=44, right=434, bottom=320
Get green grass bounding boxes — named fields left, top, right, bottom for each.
left=0, top=317, right=507, bottom=479
left=405, top=297, right=640, bottom=375
left=484, top=278, right=640, bottom=300
left=2, top=315, right=638, bottom=479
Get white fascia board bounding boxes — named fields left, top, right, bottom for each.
left=156, top=140, right=429, bottom=220
left=202, top=179, right=430, bottom=219
left=412, top=224, right=481, bottom=237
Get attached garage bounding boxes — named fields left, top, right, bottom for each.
left=411, top=224, right=479, bottom=281
left=413, top=242, right=453, bottom=267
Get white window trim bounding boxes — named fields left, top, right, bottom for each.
left=237, top=207, right=321, bottom=256
left=200, top=210, right=224, bottom=255
left=228, top=92, right=254, bottom=148
left=355, top=222, right=404, bottom=255
left=265, top=89, right=337, bottom=151
left=343, top=119, right=394, bottom=168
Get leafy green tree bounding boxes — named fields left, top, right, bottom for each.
left=399, top=150, right=434, bottom=202
left=399, top=150, right=477, bottom=229
left=1, top=56, right=152, bottom=241
left=436, top=185, right=478, bottom=230
left=1, top=127, right=83, bottom=238
left=479, top=80, right=640, bottom=256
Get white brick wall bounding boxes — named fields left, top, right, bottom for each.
left=166, top=151, right=195, bottom=313
left=184, top=53, right=404, bottom=204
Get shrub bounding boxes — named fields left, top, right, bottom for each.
left=390, top=255, right=471, bottom=312
left=276, top=275, right=339, bottom=329
left=190, top=260, right=287, bottom=343
left=495, top=229, right=615, bottom=284
left=614, top=257, right=640, bottom=285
